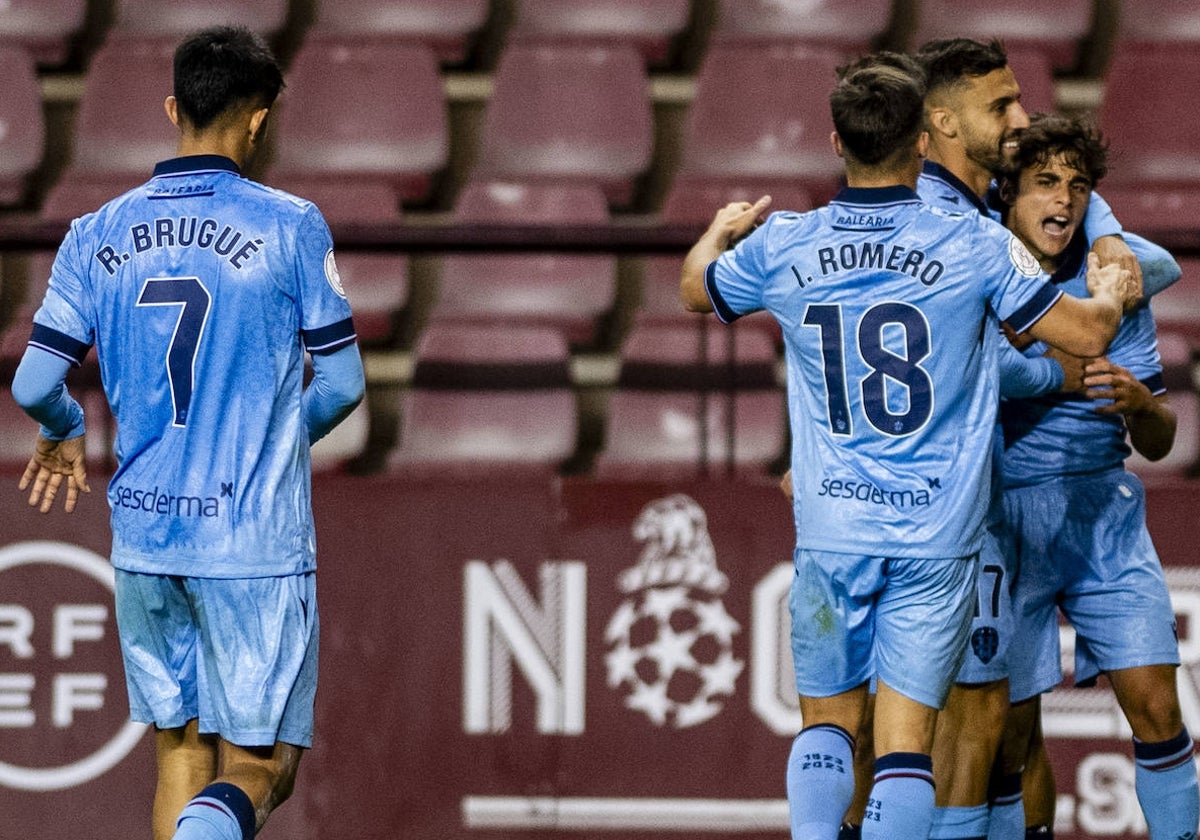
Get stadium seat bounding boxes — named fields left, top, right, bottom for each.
left=639, top=179, right=810, bottom=331
left=1005, top=47, right=1056, bottom=115
left=508, top=0, right=691, bottom=65
left=909, top=0, right=1093, bottom=71
left=1152, top=258, right=1200, bottom=352
left=674, top=43, right=845, bottom=205
left=0, top=0, right=87, bottom=66
left=307, top=0, right=490, bottom=65
left=431, top=180, right=616, bottom=347
left=1094, top=45, right=1200, bottom=235
left=269, top=40, right=448, bottom=207
left=594, top=322, right=785, bottom=477
left=0, top=265, right=47, bottom=363
left=41, top=39, right=176, bottom=221
left=1118, top=0, right=1200, bottom=47
left=389, top=322, right=577, bottom=470
left=709, top=0, right=893, bottom=54
left=106, top=0, right=289, bottom=41
left=473, top=42, right=654, bottom=207
left=0, top=45, right=44, bottom=205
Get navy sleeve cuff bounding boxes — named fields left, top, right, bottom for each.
left=302, top=317, right=358, bottom=355
left=704, top=261, right=741, bottom=324
left=1006, top=284, right=1063, bottom=335
left=28, top=322, right=91, bottom=367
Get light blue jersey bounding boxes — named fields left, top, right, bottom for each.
left=705, top=185, right=1061, bottom=559
left=29, top=155, right=356, bottom=578
left=1001, top=236, right=1165, bottom=486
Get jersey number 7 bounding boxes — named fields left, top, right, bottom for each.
left=136, top=276, right=212, bottom=428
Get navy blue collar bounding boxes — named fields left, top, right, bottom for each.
left=1049, top=231, right=1088, bottom=285
left=921, top=160, right=990, bottom=216
left=831, top=185, right=921, bottom=206
left=152, top=155, right=241, bottom=177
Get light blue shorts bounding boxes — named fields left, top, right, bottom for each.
left=954, top=522, right=1014, bottom=685
left=1003, top=469, right=1179, bottom=702
left=789, top=548, right=978, bottom=710
left=114, top=570, right=319, bottom=748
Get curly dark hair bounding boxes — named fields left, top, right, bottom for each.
left=1004, top=112, right=1109, bottom=190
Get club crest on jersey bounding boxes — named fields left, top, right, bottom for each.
left=1008, top=236, right=1042, bottom=277
left=324, top=250, right=346, bottom=298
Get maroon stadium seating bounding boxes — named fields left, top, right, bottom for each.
left=1118, top=0, right=1200, bottom=47
left=0, top=0, right=87, bottom=66
left=106, top=0, right=289, bottom=41
left=473, top=42, right=654, bottom=207
left=41, top=39, right=176, bottom=221
left=507, top=0, right=691, bottom=65
left=307, top=0, right=490, bottom=65
left=910, top=0, right=1093, bottom=71
left=1004, top=46, right=1056, bottom=115
left=674, top=43, right=845, bottom=205
left=1095, top=45, right=1200, bottom=235
left=431, top=180, right=616, bottom=346
left=709, top=0, right=893, bottom=54
left=0, top=45, right=44, bottom=205
left=389, top=322, right=577, bottom=469
left=269, top=40, right=448, bottom=206
left=594, top=322, right=784, bottom=477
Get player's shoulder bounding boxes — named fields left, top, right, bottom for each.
left=239, top=179, right=324, bottom=220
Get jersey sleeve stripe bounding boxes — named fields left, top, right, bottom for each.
left=1005, top=284, right=1063, bottom=334
left=28, top=323, right=91, bottom=366
left=704, top=261, right=741, bottom=324
left=302, top=317, right=358, bottom=355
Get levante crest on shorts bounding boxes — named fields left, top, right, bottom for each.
left=971, top=625, right=1000, bottom=664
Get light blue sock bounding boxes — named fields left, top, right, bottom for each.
left=987, top=771, right=1026, bottom=840
left=862, top=752, right=935, bottom=840
left=787, top=724, right=857, bottom=840
left=173, top=783, right=255, bottom=840
left=931, top=803, right=989, bottom=839
left=1133, top=728, right=1199, bottom=840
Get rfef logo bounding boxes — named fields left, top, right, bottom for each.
left=0, top=541, right=147, bottom=791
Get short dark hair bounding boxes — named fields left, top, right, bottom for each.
left=173, top=26, right=284, bottom=130
left=914, top=37, right=1009, bottom=94
left=830, top=56, right=926, bottom=166
left=1002, top=112, right=1109, bottom=190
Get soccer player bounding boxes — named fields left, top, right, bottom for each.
left=10, top=26, right=364, bottom=840
left=997, top=113, right=1198, bottom=840
left=680, top=57, right=1136, bottom=840
left=911, top=38, right=1181, bottom=840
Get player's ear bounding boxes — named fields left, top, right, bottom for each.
left=248, top=107, right=271, bottom=144
left=830, top=131, right=844, bottom=159
left=926, top=105, right=957, bottom=140
left=916, top=130, right=930, bottom=159
left=164, top=96, right=181, bottom=128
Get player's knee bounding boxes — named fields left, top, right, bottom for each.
left=1120, top=690, right=1183, bottom=741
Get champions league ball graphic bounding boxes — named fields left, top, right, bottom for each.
left=605, top=495, right=744, bottom=728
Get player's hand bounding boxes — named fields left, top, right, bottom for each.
left=1084, top=252, right=1139, bottom=314
left=1091, top=235, right=1144, bottom=305
left=19, top=434, right=90, bottom=514
left=1043, top=346, right=1089, bottom=393
left=708, top=195, right=772, bottom=249
left=1083, top=358, right=1152, bottom=416
left=779, top=468, right=794, bottom=501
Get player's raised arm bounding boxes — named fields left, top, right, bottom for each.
left=1024, top=253, right=1135, bottom=358
left=680, top=195, right=771, bottom=312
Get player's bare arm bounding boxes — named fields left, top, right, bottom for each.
left=1084, top=357, right=1177, bottom=461
left=20, top=434, right=89, bottom=514
left=1025, top=253, right=1133, bottom=357
left=680, top=195, right=772, bottom=312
